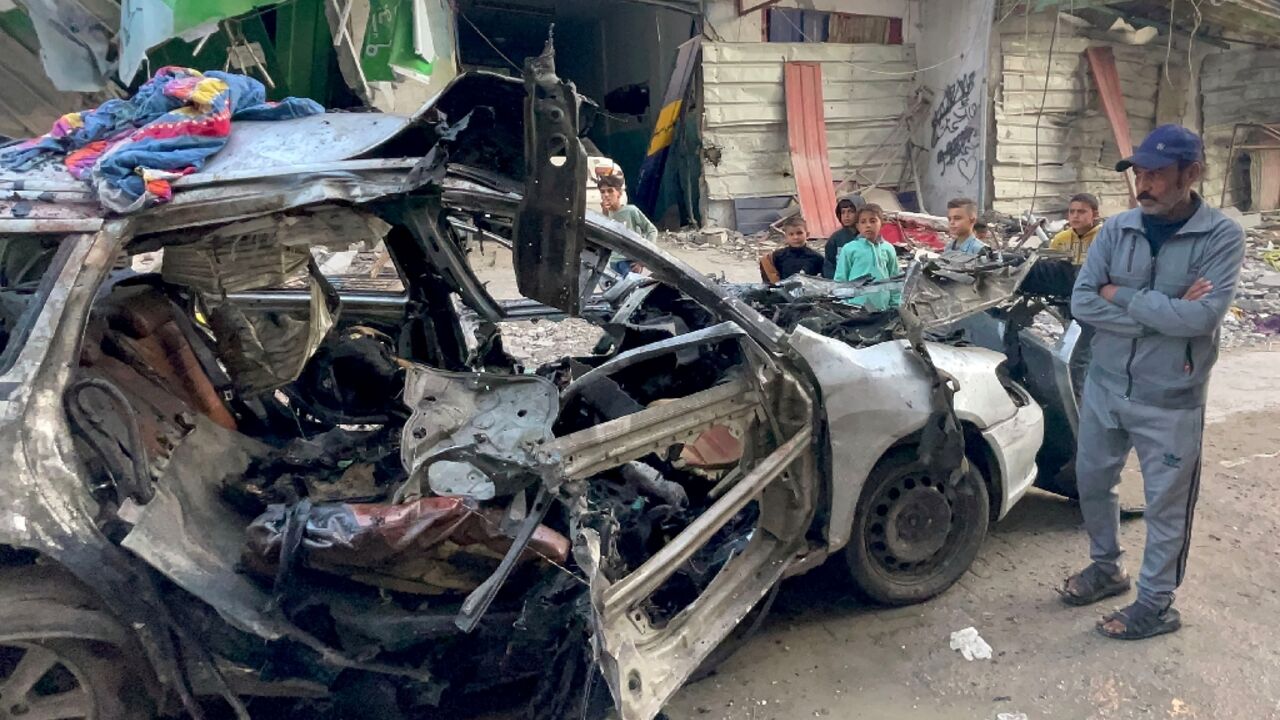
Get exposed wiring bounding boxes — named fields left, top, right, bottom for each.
left=458, top=9, right=522, bottom=73
left=1028, top=7, right=1061, bottom=215
left=1188, top=0, right=1205, bottom=82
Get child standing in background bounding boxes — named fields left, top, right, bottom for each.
left=833, top=203, right=902, bottom=311
left=760, top=216, right=824, bottom=282
left=598, top=174, right=657, bottom=276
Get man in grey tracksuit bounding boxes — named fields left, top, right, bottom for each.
left=1061, top=125, right=1245, bottom=639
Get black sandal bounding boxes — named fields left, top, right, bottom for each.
left=1057, top=563, right=1131, bottom=607
left=1097, top=602, right=1182, bottom=640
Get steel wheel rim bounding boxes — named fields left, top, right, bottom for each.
left=865, top=468, right=965, bottom=576
left=0, top=642, right=95, bottom=720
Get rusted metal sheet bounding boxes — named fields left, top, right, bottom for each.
left=1083, top=46, right=1136, bottom=207
left=784, top=62, right=840, bottom=238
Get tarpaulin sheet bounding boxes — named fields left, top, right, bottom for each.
left=0, top=66, right=323, bottom=213
left=784, top=62, right=841, bottom=238
left=634, top=36, right=701, bottom=216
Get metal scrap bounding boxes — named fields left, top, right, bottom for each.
left=398, top=364, right=560, bottom=502
left=512, top=35, right=589, bottom=313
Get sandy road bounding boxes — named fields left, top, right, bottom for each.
left=667, top=348, right=1280, bottom=720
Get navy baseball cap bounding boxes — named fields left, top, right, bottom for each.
left=1116, top=124, right=1204, bottom=172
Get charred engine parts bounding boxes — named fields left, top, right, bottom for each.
left=65, top=377, right=159, bottom=506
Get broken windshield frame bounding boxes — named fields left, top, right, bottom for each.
left=0, top=235, right=76, bottom=377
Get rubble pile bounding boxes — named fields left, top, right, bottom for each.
left=660, top=227, right=776, bottom=261
left=499, top=318, right=604, bottom=366
left=1224, top=219, right=1280, bottom=349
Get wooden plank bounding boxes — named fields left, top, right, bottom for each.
left=704, top=63, right=917, bottom=84
left=707, top=100, right=907, bottom=126
left=704, top=41, right=915, bottom=65
left=705, top=80, right=914, bottom=105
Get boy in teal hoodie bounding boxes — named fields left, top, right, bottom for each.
left=833, top=203, right=902, bottom=311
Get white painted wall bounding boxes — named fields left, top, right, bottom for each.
left=700, top=42, right=917, bottom=200
left=914, top=0, right=996, bottom=214
left=704, top=0, right=920, bottom=44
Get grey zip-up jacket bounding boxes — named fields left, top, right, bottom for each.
left=1071, top=195, right=1245, bottom=409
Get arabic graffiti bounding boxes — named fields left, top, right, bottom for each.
left=930, top=71, right=980, bottom=180
left=930, top=71, right=977, bottom=146
left=936, top=126, right=979, bottom=182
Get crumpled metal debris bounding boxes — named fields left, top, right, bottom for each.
left=241, top=496, right=570, bottom=595
left=398, top=364, right=559, bottom=502
left=222, top=426, right=401, bottom=513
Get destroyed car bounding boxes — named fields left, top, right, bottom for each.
left=0, top=60, right=1043, bottom=720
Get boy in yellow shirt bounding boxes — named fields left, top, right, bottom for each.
left=1049, top=193, right=1102, bottom=265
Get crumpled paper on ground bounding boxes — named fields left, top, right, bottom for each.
left=949, top=626, right=993, bottom=661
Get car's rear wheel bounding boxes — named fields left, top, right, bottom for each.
left=845, top=447, right=990, bottom=605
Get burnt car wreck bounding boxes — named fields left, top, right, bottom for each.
left=0, top=49, right=1046, bottom=720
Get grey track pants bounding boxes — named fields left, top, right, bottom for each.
left=1075, top=376, right=1205, bottom=609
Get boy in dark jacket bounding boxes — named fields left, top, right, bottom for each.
left=822, top=195, right=866, bottom=278
left=760, top=216, right=823, bottom=282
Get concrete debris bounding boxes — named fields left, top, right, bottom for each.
left=996, top=713, right=1029, bottom=720
left=498, top=318, right=604, bottom=366
left=949, top=626, right=993, bottom=661
left=1226, top=222, right=1280, bottom=348
left=661, top=227, right=774, bottom=262
left=1223, top=206, right=1263, bottom=230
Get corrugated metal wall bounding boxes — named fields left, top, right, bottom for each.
left=701, top=42, right=917, bottom=201
left=1201, top=48, right=1280, bottom=209
left=992, top=14, right=1162, bottom=217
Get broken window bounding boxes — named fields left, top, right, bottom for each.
left=766, top=8, right=904, bottom=45
left=0, top=233, right=65, bottom=368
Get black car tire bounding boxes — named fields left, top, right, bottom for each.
left=1033, top=459, right=1080, bottom=499
left=0, top=639, right=149, bottom=720
left=844, top=447, right=990, bottom=606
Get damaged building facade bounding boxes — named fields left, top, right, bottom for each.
left=6, top=0, right=1280, bottom=228
left=698, top=0, right=1280, bottom=227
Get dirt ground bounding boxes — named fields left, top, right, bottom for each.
left=664, top=347, right=1280, bottom=720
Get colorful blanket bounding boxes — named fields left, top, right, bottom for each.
left=0, top=67, right=324, bottom=213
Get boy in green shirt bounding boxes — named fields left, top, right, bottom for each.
left=833, top=203, right=902, bottom=311
left=598, top=173, right=657, bottom=276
